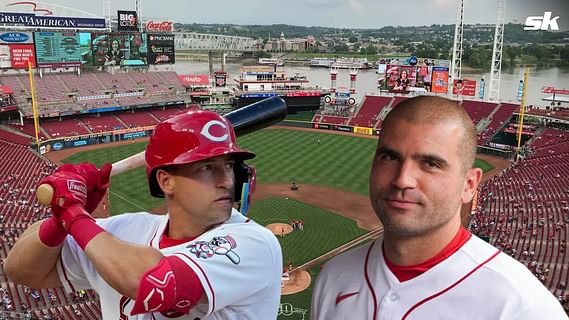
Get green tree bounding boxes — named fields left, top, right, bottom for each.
left=257, top=50, right=272, bottom=58
left=332, top=43, right=349, bottom=53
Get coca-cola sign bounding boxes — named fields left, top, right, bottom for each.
left=146, top=20, right=173, bottom=32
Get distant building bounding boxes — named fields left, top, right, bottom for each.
left=264, top=33, right=316, bottom=52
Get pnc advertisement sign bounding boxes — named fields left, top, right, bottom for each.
left=148, top=33, right=175, bottom=64
left=117, top=10, right=138, bottom=32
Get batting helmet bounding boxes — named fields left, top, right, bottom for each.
left=146, top=109, right=255, bottom=198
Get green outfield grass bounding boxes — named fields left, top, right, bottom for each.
left=474, top=158, right=494, bottom=173
left=247, top=198, right=366, bottom=319
left=285, top=111, right=315, bottom=122
left=239, top=129, right=376, bottom=195
left=248, top=197, right=366, bottom=266
left=62, top=128, right=495, bottom=215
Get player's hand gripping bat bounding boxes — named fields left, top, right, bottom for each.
left=36, top=96, right=287, bottom=206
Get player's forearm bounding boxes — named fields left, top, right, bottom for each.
left=84, top=232, right=164, bottom=299
left=5, top=221, right=63, bottom=288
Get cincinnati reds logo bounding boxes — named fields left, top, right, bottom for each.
left=187, top=235, right=240, bottom=264
left=200, top=120, right=229, bottom=142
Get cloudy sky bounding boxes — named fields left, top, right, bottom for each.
left=2, top=0, right=568, bottom=30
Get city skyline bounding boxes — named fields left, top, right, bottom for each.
left=1, top=0, right=568, bottom=30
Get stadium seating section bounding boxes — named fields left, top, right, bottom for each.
left=0, top=132, right=102, bottom=318
left=472, top=128, right=569, bottom=310
left=0, top=71, right=185, bottom=118
left=313, top=96, right=528, bottom=148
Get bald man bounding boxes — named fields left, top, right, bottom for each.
left=311, top=96, right=567, bottom=319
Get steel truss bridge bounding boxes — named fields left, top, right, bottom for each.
left=174, top=32, right=259, bottom=52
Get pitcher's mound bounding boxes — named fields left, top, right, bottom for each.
left=266, top=223, right=293, bottom=236
left=282, top=269, right=311, bottom=295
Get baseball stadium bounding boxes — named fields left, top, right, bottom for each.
left=0, top=0, right=568, bottom=319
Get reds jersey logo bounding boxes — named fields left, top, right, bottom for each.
left=200, top=120, right=229, bottom=142
left=188, top=235, right=240, bottom=264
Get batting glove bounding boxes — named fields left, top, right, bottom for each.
left=77, top=162, right=112, bottom=213
left=38, top=171, right=87, bottom=219
left=38, top=171, right=104, bottom=250
left=55, top=162, right=112, bottom=213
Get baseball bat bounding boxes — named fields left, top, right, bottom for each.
left=36, top=96, right=287, bottom=206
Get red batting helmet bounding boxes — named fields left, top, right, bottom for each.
left=146, top=109, right=255, bottom=197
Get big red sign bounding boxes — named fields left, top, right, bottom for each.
left=146, top=21, right=173, bottom=32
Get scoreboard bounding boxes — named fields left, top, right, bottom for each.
left=34, top=32, right=82, bottom=67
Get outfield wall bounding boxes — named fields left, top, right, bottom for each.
left=33, top=125, right=155, bottom=154
left=279, top=120, right=379, bottom=136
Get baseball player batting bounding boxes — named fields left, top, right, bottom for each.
left=6, top=109, right=284, bottom=319
left=311, top=96, right=567, bottom=319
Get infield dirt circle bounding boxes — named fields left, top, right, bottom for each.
left=281, top=270, right=312, bottom=295
left=266, top=223, right=293, bottom=236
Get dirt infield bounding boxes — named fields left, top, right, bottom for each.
left=267, top=223, right=294, bottom=236
left=281, top=270, right=312, bottom=295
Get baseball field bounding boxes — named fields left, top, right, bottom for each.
left=57, top=127, right=497, bottom=319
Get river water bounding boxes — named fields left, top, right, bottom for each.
left=171, top=61, right=569, bottom=106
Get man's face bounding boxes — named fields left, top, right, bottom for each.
left=165, top=154, right=236, bottom=226
left=369, top=118, right=476, bottom=238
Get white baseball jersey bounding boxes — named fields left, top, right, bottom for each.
left=56, top=208, right=283, bottom=319
left=312, top=235, right=567, bottom=320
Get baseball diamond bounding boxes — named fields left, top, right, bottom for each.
left=40, top=126, right=504, bottom=318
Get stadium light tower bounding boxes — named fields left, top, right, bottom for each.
left=135, top=0, right=142, bottom=30
left=104, top=0, right=111, bottom=31
left=450, top=0, right=465, bottom=95
left=488, top=0, right=507, bottom=101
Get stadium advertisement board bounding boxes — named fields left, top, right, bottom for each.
left=335, top=125, right=353, bottom=133
left=0, top=31, right=33, bottom=44
left=39, top=125, right=155, bottom=153
left=146, top=21, right=173, bottom=32
left=178, top=75, right=209, bottom=86
left=313, top=123, right=330, bottom=130
left=452, top=79, right=477, bottom=96
left=0, top=43, right=35, bottom=69
left=147, top=33, right=175, bottom=64
left=33, top=32, right=92, bottom=67
left=431, top=67, right=449, bottom=94
left=117, top=11, right=138, bottom=32
left=385, top=65, right=417, bottom=92
left=0, top=12, right=105, bottom=29
left=354, top=126, right=373, bottom=135
left=214, top=72, right=227, bottom=87
left=0, top=32, right=34, bottom=68
left=92, top=33, right=147, bottom=67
